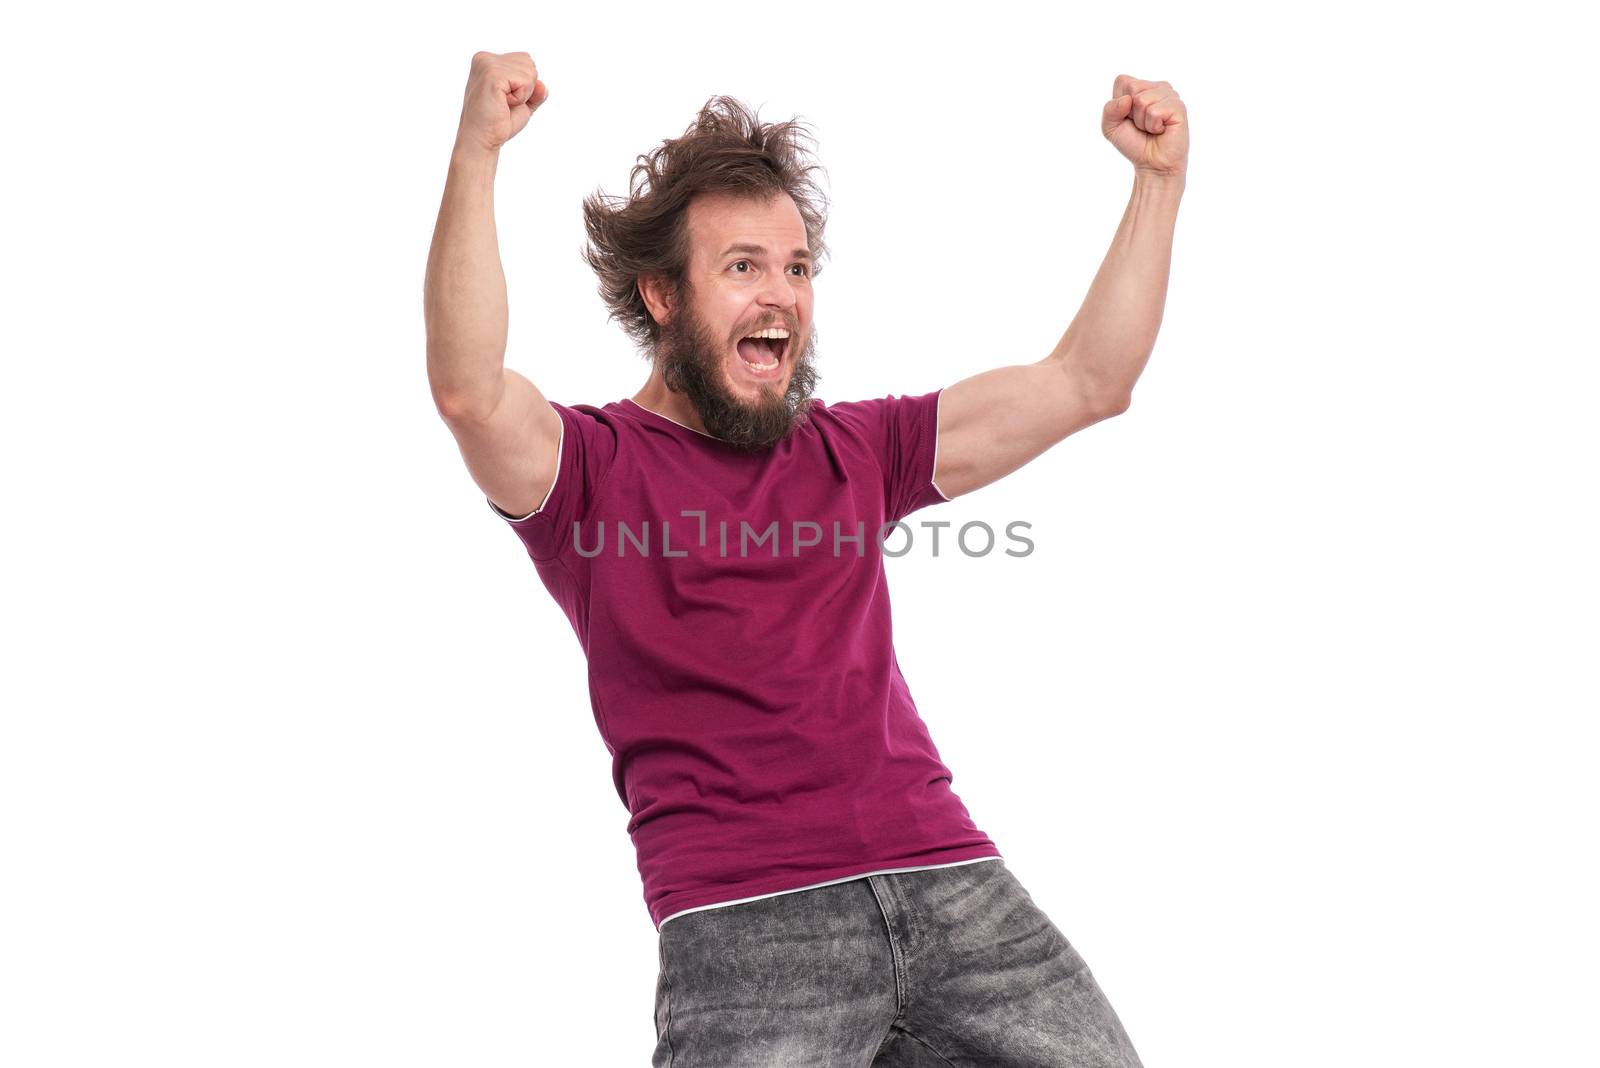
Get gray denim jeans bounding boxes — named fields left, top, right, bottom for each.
left=651, top=858, right=1144, bottom=1067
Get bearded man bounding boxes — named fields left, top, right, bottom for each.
left=425, top=50, right=1187, bottom=1067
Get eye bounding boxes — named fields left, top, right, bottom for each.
left=729, top=260, right=809, bottom=277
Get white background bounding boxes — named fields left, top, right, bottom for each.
left=4, top=1, right=1595, bottom=1065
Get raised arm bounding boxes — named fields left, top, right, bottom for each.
left=933, top=75, right=1188, bottom=500
left=425, top=51, right=560, bottom=519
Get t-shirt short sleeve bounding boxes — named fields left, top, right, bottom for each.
left=827, top=388, right=953, bottom=524
left=487, top=402, right=618, bottom=561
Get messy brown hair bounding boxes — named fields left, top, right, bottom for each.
left=581, top=96, right=831, bottom=353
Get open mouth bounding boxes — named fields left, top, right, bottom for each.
left=735, top=333, right=788, bottom=375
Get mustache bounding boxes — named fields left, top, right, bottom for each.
left=656, top=312, right=821, bottom=451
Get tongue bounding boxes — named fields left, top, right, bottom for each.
left=737, top=337, right=779, bottom=363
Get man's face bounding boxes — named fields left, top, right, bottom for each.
left=654, top=192, right=819, bottom=450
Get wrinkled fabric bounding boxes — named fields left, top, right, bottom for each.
left=491, top=392, right=998, bottom=929
left=652, top=857, right=1143, bottom=1067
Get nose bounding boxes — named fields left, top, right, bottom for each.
left=757, top=267, right=799, bottom=319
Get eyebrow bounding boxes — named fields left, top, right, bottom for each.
left=719, top=243, right=813, bottom=262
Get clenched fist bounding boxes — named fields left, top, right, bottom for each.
left=1102, top=75, right=1188, bottom=180
left=457, top=51, right=549, bottom=154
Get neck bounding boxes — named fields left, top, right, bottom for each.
left=632, top=369, right=709, bottom=435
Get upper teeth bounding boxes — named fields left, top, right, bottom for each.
left=745, top=328, right=790, bottom=339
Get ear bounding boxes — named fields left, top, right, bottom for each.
left=637, top=274, right=675, bottom=327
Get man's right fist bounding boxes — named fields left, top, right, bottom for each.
left=457, top=51, right=548, bottom=153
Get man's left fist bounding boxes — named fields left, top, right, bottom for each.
left=1102, top=75, right=1188, bottom=180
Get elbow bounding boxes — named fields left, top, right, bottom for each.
left=1096, top=390, right=1133, bottom=419
left=1078, top=378, right=1132, bottom=420
left=432, top=385, right=497, bottom=426
left=1058, top=358, right=1133, bottom=421
left=427, top=345, right=505, bottom=426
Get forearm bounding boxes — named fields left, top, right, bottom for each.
left=1047, top=172, right=1185, bottom=406
left=424, top=142, right=509, bottom=420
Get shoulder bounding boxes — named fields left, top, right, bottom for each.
left=550, top=399, right=632, bottom=446
left=808, top=389, right=943, bottom=447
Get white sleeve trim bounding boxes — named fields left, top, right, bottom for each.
left=930, top=386, right=953, bottom=502
left=487, top=404, right=566, bottom=522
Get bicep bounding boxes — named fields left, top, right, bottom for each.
left=442, top=367, right=562, bottom=518
left=933, top=357, right=1123, bottom=499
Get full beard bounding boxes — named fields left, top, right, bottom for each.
left=655, top=302, right=820, bottom=452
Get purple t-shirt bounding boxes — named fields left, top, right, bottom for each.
left=491, top=389, right=1000, bottom=929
